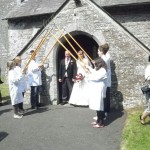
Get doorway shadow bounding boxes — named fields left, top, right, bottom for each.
left=110, top=61, right=124, bottom=111
left=40, top=66, right=52, bottom=105
left=104, top=109, right=125, bottom=126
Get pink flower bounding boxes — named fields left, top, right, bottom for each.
left=75, top=73, right=84, bottom=81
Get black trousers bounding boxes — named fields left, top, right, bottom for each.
left=104, top=87, right=110, bottom=113
left=96, top=111, right=105, bottom=124
left=30, top=86, right=40, bottom=107
left=18, top=92, right=25, bottom=110
left=146, top=91, right=150, bottom=102
left=62, top=78, right=73, bottom=101
left=13, top=104, right=19, bottom=115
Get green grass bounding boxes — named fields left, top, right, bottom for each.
left=121, top=107, right=150, bottom=150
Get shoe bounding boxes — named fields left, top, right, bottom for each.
left=31, top=106, right=39, bottom=110
left=93, top=116, right=97, bottom=120
left=18, top=109, right=27, bottom=114
left=91, top=122, right=97, bottom=125
left=35, top=107, right=39, bottom=110
left=61, top=101, right=68, bottom=105
left=22, top=109, right=27, bottom=113
left=31, top=106, right=35, bottom=109
left=64, top=101, right=68, bottom=104
left=37, top=103, right=42, bottom=107
left=93, top=124, right=104, bottom=128
left=140, top=115, right=145, bottom=125
left=13, top=114, right=23, bottom=119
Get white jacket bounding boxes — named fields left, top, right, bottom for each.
left=88, top=67, right=107, bottom=111
left=8, top=69, right=23, bottom=105
left=27, top=60, right=42, bottom=86
left=14, top=66, right=27, bottom=92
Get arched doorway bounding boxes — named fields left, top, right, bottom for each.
left=56, top=31, right=99, bottom=104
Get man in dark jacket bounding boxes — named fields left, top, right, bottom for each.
left=58, top=51, right=77, bottom=104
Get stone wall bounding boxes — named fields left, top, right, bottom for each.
left=8, top=15, right=51, bottom=58
left=0, top=0, right=17, bottom=78
left=6, top=0, right=150, bottom=108
left=114, top=14, right=150, bottom=50
left=8, top=15, right=52, bottom=104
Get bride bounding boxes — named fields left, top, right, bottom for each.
left=69, top=50, right=91, bottom=106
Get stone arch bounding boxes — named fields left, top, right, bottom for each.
left=55, top=23, right=107, bottom=46
left=44, top=21, right=108, bottom=104
left=52, top=30, right=100, bottom=104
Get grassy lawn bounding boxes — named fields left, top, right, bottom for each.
left=121, top=107, right=150, bottom=150
left=0, top=83, right=10, bottom=101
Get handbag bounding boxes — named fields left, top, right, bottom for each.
left=141, top=85, right=150, bottom=94
left=141, top=77, right=150, bottom=94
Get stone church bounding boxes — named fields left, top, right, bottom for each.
left=2, top=0, right=150, bottom=109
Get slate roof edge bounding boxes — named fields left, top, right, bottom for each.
left=90, top=0, right=150, bottom=53
left=3, top=1, right=150, bottom=20
left=2, top=13, right=53, bottom=20
left=102, top=1, right=150, bottom=7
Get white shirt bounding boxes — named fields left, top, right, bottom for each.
left=14, top=66, right=27, bottom=92
left=8, top=69, right=23, bottom=105
left=88, top=67, right=107, bottom=111
left=27, top=60, right=42, bottom=86
left=101, top=54, right=111, bottom=87
left=65, top=58, right=70, bottom=77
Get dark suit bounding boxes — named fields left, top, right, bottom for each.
left=59, top=58, right=77, bottom=102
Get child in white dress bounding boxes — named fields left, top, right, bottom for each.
left=7, top=60, right=24, bottom=119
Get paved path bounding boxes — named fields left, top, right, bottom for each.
left=0, top=104, right=126, bottom=150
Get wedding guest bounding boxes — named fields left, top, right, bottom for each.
left=87, top=57, right=107, bottom=128
left=58, top=51, right=77, bottom=105
left=7, top=60, right=23, bottom=119
left=98, top=43, right=111, bottom=115
left=140, top=56, right=150, bottom=125
left=27, top=50, right=43, bottom=109
left=14, top=56, right=27, bottom=113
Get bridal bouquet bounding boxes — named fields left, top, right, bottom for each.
left=75, top=73, right=84, bottom=82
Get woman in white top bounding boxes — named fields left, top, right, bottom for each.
left=88, top=57, right=107, bottom=128
left=69, top=50, right=91, bottom=106
left=140, top=56, right=150, bottom=125
left=14, top=56, right=27, bottom=113
left=7, top=60, right=24, bottom=119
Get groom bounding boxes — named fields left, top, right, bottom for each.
left=58, top=51, right=77, bottom=104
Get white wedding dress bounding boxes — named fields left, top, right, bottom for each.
left=69, top=58, right=90, bottom=106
